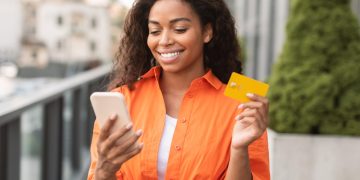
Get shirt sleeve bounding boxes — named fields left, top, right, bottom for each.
left=248, top=130, right=270, bottom=180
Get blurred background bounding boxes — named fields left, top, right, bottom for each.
left=0, top=0, right=359, bottom=180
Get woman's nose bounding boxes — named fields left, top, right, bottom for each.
left=159, top=31, right=174, bottom=46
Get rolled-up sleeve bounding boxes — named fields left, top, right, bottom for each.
left=249, top=130, right=270, bottom=180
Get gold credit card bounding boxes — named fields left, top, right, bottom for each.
left=224, top=72, right=270, bottom=102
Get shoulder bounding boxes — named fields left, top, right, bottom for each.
left=109, top=77, right=157, bottom=100
left=194, top=83, right=241, bottom=119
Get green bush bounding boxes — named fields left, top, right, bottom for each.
left=268, top=0, right=360, bottom=135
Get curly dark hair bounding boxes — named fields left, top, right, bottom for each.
left=108, top=0, right=242, bottom=90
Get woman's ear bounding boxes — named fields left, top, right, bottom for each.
left=203, top=23, right=213, bottom=43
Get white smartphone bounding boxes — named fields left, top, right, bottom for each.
left=90, top=92, right=132, bottom=133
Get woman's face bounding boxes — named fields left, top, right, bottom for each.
left=147, top=0, right=212, bottom=75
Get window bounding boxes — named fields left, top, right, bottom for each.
left=57, top=16, right=63, bottom=26
left=91, top=18, right=97, bottom=29
left=31, top=27, right=36, bottom=35
left=57, top=40, right=62, bottom=51
left=90, top=41, right=96, bottom=52
left=32, top=50, right=37, bottom=61
left=31, top=8, right=36, bottom=17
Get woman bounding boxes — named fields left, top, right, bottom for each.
left=88, top=0, right=270, bottom=179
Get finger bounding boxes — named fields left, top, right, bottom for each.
left=237, top=109, right=264, bottom=124
left=125, top=142, right=143, bottom=158
left=238, top=101, right=263, bottom=110
left=101, top=123, right=133, bottom=154
left=240, top=96, right=270, bottom=127
left=238, top=101, right=268, bottom=118
left=235, top=116, right=255, bottom=127
left=238, top=102, right=266, bottom=121
left=124, top=140, right=143, bottom=154
left=252, top=117, right=267, bottom=135
left=99, top=114, right=118, bottom=142
left=255, top=111, right=268, bottom=130
left=108, top=129, right=142, bottom=159
left=246, top=93, right=269, bottom=109
left=236, top=116, right=266, bottom=132
left=119, top=129, right=142, bottom=151
left=114, top=143, right=143, bottom=165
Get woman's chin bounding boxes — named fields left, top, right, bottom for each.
left=157, top=56, right=180, bottom=64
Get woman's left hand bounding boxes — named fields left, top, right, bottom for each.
left=231, top=93, right=269, bottom=150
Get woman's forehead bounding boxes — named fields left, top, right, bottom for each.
left=148, top=0, right=199, bottom=22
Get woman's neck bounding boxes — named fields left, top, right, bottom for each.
left=159, top=66, right=206, bottom=94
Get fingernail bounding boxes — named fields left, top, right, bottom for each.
left=136, top=129, right=143, bottom=136
left=110, top=114, right=117, bottom=120
left=247, top=93, right=254, bottom=97
left=238, top=104, right=244, bottom=109
left=235, top=115, right=241, bottom=121
left=126, top=123, right=133, bottom=129
left=139, top=142, right=144, bottom=149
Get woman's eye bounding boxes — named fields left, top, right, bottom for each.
left=149, top=30, right=160, bottom=35
left=175, top=28, right=187, bottom=33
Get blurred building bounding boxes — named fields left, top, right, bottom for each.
left=0, top=0, right=23, bottom=64
left=2, top=0, right=112, bottom=69
left=108, top=3, right=128, bottom=56
left=225, top=0, right=360, bottom=81
left=1, top=0, right=135, bottom=73
left=0, top=0, right=130, bottom=90
left=19, top=39, right=49, bottom=68
left=35, top=1, right=111, bottom=64
left=19, top=0, right=48, bottom=68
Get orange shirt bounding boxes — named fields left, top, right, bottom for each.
left=88, top=67, right=270, bottom=180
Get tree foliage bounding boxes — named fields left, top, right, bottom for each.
left=268, top=0, right=360, bottom=135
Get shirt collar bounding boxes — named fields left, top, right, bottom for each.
left=202, top=69, right=223, bottom=90
left=141, top=66, right=162, bottom=80
left=141, top=66, right=223, bottom=90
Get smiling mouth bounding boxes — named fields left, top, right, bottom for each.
left=158, top=50, right=183, bottom=58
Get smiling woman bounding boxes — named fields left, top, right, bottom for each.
left=108, top=0, right=242, bottom=90
left=88, top=0, right=270, bottom=180
left=147, top=0, right=212, bottom=77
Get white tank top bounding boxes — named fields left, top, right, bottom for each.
left=157, top=114, right=177, bottom=180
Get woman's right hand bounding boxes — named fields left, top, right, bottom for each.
left=94, top=114, right=143, bottom=180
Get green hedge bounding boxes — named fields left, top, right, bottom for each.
left=268, top=0, right=360, bottom=135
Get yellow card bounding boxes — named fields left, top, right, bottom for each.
left=224, top=72, right=270, bottom=102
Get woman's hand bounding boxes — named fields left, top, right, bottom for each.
left=232, top=93, right=269, bottom=150
left=95, top=115, right=143, bottom=180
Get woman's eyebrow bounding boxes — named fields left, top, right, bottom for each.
left=169, top=17, right=191, bottom=24
left=148, top=17, right=191, bottom=25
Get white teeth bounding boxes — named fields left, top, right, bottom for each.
left=160, top=52, right=180, bottom=58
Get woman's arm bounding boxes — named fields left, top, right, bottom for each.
left=225, top=93, right=270, bottom=180
left=226, top=147, right=252, bottom=180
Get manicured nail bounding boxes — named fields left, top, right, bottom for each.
left=246, top=93, right=254, bottom=97
left=136, top=129, right=143, bottom=136
left=126, top=123, right=133, bottom=129
left=110, top=114, right=117, bottom=120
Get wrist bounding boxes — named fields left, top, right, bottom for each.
left=94, top=167, right=117, bottom=180
left=231, top=142, right=249, bottom=151
left=230, top=145, right=249, bottom=157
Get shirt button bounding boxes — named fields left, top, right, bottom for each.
left=181, top=118, right=186, bottom=123
left=175, top=145, right=181, bottom=151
